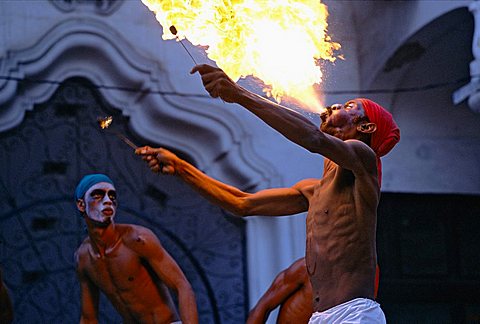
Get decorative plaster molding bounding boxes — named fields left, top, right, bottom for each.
left=49, top=0, right=123, bottom=15
left=0, top=17, right=280, bottom=189
left=453, top=1, right=480, bottom=113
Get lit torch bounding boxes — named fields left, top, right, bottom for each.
left=169, top=25, right=198, bottom=65
left=141, top=0, right=341, bottom=113
left=97, top=116, right=138, bottom=150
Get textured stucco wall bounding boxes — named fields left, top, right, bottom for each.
left=1, top=2, right=478, bottom=323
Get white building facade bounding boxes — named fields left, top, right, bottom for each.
left=0, top=1, right=478, bottom=322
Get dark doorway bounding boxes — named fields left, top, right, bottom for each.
left=377, top=193, right=480, bottom=323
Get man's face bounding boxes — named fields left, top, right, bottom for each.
left=320, top=100, right=367, bottom=140
left=81, top=182, right=117, bottom=224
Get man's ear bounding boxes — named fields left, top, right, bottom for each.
left=357, top=122, right=377, bottom=134
left=76, top=199, right=85, bottom=212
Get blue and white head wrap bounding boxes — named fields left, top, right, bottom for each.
left=74, top=174, right=114, bottom=201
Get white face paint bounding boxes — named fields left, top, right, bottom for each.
left=83, top=182, right=117, bottom=224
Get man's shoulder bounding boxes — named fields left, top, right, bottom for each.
left=285, top=258, right=308, bottom=280
left=75, top=236, right=91, bottom=253
left=74, top=237, right=91, bottom=266
left=116, top=223, right=153, bottom=235
left=344, top=139, right=376, bottom=160
left=117, top=223, right=158, bottom=245
left=342, top=140, right=378, bottom=177
left=292, top=178, right=319, bottom=191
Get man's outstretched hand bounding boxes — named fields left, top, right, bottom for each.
left=190, top=64, right=242, bottom=103
left=135, top=146, right=178, bottom=175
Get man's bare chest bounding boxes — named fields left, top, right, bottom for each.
left=86, top=244, right=146, bottom=291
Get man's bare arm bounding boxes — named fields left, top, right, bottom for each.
left=247, top=258, right=308, bottom=324
left=190, top=65, right=377, bottom=176
left=136, top=147, right=309, bottom=216
left=190, top=65, right=320, bottom=149
left=76, top=252, right=99, bottom=324
left=131, top=226, right=198, bottom=324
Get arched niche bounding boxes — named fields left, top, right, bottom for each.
left=0, top=17, right=280, bottom=190
left=365, top=7, right=480, bottom=194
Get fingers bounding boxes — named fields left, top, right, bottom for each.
left=135, top=146, right=177, bottom=175
left=192, top=65, right=226, bottom=85
left=137, top=150, right=174, bottom=175
left=162, top=165, right=175, bottom=174
left=147, top=158, right=163, bottom=174
left=205, top=80, right=221, bottom=98
left=199, top=69, right=222, bottom=84
left=136, top=146, right=161, bottom=156
left=148, top=158, right=158, bottom=168
left=190, top=64, right=220, bottom=75
left=135, top=145, right=152, bottom=155
left=190, top=64, right=235, bottom=101
left=150, top=162, right=174, bottom=175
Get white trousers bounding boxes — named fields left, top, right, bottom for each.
left=308, top=298, right=386, bottom=324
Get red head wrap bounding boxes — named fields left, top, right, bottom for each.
left=356, top=98, right=400, bottom=186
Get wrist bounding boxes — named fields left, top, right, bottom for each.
left=174, top=157, right=187, bottom=176
left=237, top=86, right=259, bottom=107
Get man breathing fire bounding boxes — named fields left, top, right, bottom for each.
left=137, top=64, right=399, bottom=323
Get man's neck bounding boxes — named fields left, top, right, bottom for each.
left=86, top=218, right=118, bottom=255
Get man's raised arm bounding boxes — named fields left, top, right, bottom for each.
left=190, top=65, right=323, bottom=153
left=190, top=65, right=376, bottom=172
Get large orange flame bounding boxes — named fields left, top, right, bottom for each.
left=141, top=0, right=340, bottom=112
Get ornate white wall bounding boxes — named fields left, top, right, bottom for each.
left=1, top=1, right=478, bottom=322
left=0, top=0, right=315, bottom=313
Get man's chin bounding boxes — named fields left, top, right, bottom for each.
left=320, top=124, right=333, bottom=134
left=88, top=217, right=112, bottom=228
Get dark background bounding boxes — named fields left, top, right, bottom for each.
left=377, top=193, right=480, bottom=323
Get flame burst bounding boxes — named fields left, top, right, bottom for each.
left=142, top=0, right=340, bottom=112
left=97, top=116, right=113, bottom=129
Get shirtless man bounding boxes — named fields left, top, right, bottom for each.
left=74, top=174, right=198, bottom=324
left=136, top=64, right=399, bottom=322
left=247, top=259, right=380, bottom=324
left=247, top=258, right=311, bottom=324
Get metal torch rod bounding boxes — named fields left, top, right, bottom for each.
left=170, top=25, right=197, bottom=65
left=113, top=131, right=138, bottom=150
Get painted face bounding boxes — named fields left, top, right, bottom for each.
left=83, top=182, right=117, bottom=224
left=320, top=100, right=366, bottom=140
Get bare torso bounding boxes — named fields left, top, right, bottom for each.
left=77, top=225, right=179, bottom=323
left=300, top=159, right=379, bottom=312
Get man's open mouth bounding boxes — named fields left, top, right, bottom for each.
left=320, top=106, right=333, bottom=122
left=102, top=208, right=114, bottom=216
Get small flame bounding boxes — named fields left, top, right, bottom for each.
left=97, top=116, right=138, bottom=149
left=97, top=116, right=113, bottom=129
left=141, top=0, right=340, bottom=112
